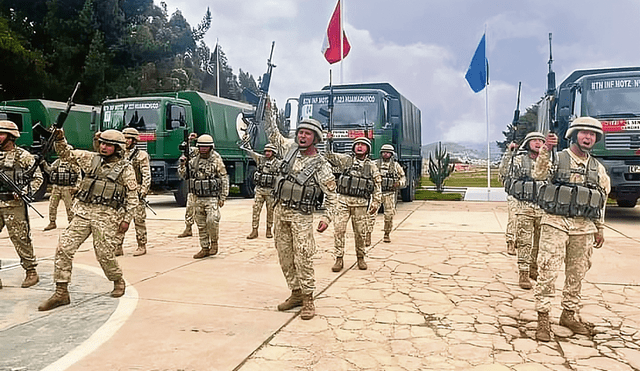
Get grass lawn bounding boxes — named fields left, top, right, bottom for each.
left=421, top=166, right=502, bottom=188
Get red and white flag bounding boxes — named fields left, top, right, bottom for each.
left=321, top=0, right=351, bottom=64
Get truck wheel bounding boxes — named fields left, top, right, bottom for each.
left=240, top=165, right=256, bottom=198
left=401, top=165, right=415, bottom=202
left=616, top=198, right=637, bottom=208
left=174, top=180, right=188, bottom=207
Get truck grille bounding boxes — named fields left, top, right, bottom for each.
left=605, top=132, right=640, bottom=150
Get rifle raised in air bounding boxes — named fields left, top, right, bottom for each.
left=0, top=171, right=44, bottom=218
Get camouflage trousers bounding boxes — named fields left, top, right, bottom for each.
left=505, top=196, right=517, bottom=245
left=114, top=203, right=147, bottom=247
left=534, top=224, right=594, bottom=313
left=53, top=211, right=123, bottom=283
left=516, top=213, right=541, bottom=272
left=252, top=189, right=275, bottom=229
left=194, top=196, right=220, bottom=249
left=0, top=203, right=37, bottom=270
left=274, top=205, right=316, bottom=295
left=368, top=192, right=397, bottom=234
left=184, top=193, right=196, bottom=227
left=334, top=202, right=368, bottom=258
left=49, top=185, right=74, bottom=222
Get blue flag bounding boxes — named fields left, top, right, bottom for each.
left=465, top=33, right=488, bottom=93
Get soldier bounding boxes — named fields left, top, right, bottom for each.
left=266, top=109, right=337, bottom=320
left=369, top=144, right=406, bottom=244
left=178, top=134, right=229, bottom=259
left=114, top=127, right=151, bottom=257
left=499, top=144, right=519, bottom=256
left=532, top=117, right=610, bottom=342
left=500, top=132, right=546, bottom=289
left=0, top=120, right=43, bottom=288
left=42, top=155, right=81, bottom=231
left=177, top=133, right=198, bottom=238
left=38, top=129, right=138, bottom=311
left=325, top=136, right=381, bottom=271
left=244, top=143, right=281, bottom=239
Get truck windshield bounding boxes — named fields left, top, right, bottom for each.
left=101, top=101, right=161, bottom=131
left=584, top=78, right=640, bottom=118
left=299, top=94, right=380, bottom=128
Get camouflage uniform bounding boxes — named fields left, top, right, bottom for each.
left=44, top=158, right=80, bottom=226
left=179, top=146, right=198, bottom=237
left=498, top=148, right=518, bottom=255
left=246, top=148, right=281, bottom=237
left=114, top=145, right=151, bottom=254
left=178, top=143, right=229, bottom=255
left=368, top=155, right=406, bottom=243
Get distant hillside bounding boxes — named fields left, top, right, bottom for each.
left=422, top=142, right=503, bottom=162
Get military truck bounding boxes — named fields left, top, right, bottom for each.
left=285, top=82, right=422, bottom=201
left=100, top=91, right=266, bottom=206
left=0, top=99, right=100, bottom=198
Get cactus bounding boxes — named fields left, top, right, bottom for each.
left=428, top=142, right=454, bottom=192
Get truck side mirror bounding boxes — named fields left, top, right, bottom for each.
left=388, top=98, right=401, bottom=127
left=284, top=102, right=292, bottom=118
left=90, top=109, right=98, bottom=131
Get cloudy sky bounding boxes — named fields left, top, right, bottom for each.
left=157, top=0, right=640, bottom=146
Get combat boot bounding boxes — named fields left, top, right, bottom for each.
left=536, top=311, right=551, bottom=342
left=193, top=248, right=210, bottom=259
left=44, top=221, right=57, bottom=231
left=365, top=231, right=371, bottom=247
left=357, top=256, right=367, bottom=270
left=277, top=289, right=303, bottom=311
left=38, top=283, right=70, bottom=311
left=133, top=244, right=146, bottom=257
left=266, top=226, right=273, bottom=239
left=331, top=257, right=344, bottom=272
left=506, top=241, right=516, bottom=256
left=300, top=293, right=315, bottom=320
left=529, top=267, right=538, bottom=281
left=177, top=225, right=193, bottom=238
left=115, top=245, right=124, bottom=257
left=21, top=269, right=39, bottom=288
left=210, top=241, right=219, bottom=256
left=383, top=221, right=392, bottom=243
left=111, top=278, right=126, bottom=297
left=519, top=270, right=532, bottom=290
left=559, top=309, right=591, bottom=335
left=246, top=228, right=258, bottom=239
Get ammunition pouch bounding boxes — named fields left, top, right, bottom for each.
left=507, top=179, right=544, bottom=203
left=381, top=175, right=396, bottom=192
left=253, top=170, right=276, bottom=189
left=76, top=178, right=127, bottom=209
left=537, top=183, right=605, bottom=219
left=0, top=192, right=15, bottom=201
left=273, top=176, right=323, bottom=214
left=50, top=170, right=79, bottom=186
left=336, top=174, right=374, bottom=198
left=188, top=178, right=222, bottom=197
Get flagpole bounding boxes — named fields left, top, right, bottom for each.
left=216, top=38, right=220, bottom=97
left=339, top=0, right=344, bottom=84
left=484, top=26, right=491, bottom=198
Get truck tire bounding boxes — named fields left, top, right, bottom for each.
left=240, top=164, right=256, bottom=198
left=401, top=164, right=415, bottom=202
left=174, top=180, right=188, bottom=207
left=616, top=198, right=637, bottom=208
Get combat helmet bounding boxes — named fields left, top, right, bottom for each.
left=196, top=134, right=215, bottom=148
left=296, top=118, right=323, bottom=143
left=98, top=129, right=126, bottom=155
left=264, top=143, right=278, bottom=155
left=565, top=116, right=603, bottom=143
left=352, top=137, right=371, bottom=153
left=122, top=127, right=140, bottom=141
left=519, top=131, right=545, bottom=151
left=0, top=120, right=20, bottom=138
left=380, top=144, right=395, bottom=154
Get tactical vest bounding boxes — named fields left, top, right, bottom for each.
left=336, top=158, right=374, bottom=198
left=0, top=150, right=28, bottom=198
left=187, top=156, right=222, bottom=197
left=505, top=155, right=545, bottom=203
left=273, top=146, right=324, bottom=214
left=536, top=151, right=605, bottom=219
left=253, top=158, right=279, bottom=189
left=75, top=156, right=128, bottom=209
left=377, top=158, right=397, bottom=192
left=49, top=162, right=79, bottom=186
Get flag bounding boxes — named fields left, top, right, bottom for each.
left=322, top=0, right=351, bottom=64
left=465, top=33, right=488, bottom=93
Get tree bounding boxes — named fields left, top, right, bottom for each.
left=428, top=142, right=454, bottom=193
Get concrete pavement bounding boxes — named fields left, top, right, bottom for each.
left=1, top=195, right=640, bottom=370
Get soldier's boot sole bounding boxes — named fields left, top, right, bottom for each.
left=331, top=257, right=344, bottom=272
left=193, top=248, right=211, bottom=259
left=21, top=270, right=39, bottom=288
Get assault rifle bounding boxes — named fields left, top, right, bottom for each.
left=240, top=41, right=276, bottom=151
left=0, top=171, right=44, bottom=218
left=510, top=82, right=527, bottom=146
left=178, top=131, right=192, bottom=180
left=140, top=197, right=157, bottom=215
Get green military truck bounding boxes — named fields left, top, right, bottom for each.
left=538, top=67, right=640, bottom=208
left=100, top=91, right=266, bottom=206
left=0, top=99, right=100, bottom=198
left=285, top=82, right=422, bottom=201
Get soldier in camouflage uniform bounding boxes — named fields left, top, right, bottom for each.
left=244, top=143, right=281, bottom=239
left=325, top=136, right=381, bottom=271
left=532, top=117, right=611, bottom=342
left=499, top=132, right=546, bottom=289
left=114, top=127, right=151, bottom=257
left=499, top=148, right=519, bottom=256
left=38, top=129, right=139, bottom=311
left=266, top=106, right=337, bottom=320
left=368, top=144, right=406, bottom=244
left=178, top=134, right=229, bottom=258
left=0, top=120, right=43, bottom=288
left=42, top=155, right=81, bottom=231
left=178, top=133, right=198, bottom=238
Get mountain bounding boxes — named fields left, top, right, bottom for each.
left=422, top=141, right=503, bottom=163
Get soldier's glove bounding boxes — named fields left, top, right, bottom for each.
left=53, top=128, right=65, bottom=141
left=594, top=228, right=605, bottom=249
left=218, top=199, right=225, bottom=208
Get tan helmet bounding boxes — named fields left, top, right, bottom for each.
left=519, top=131, right=545, bottom=151
left=99, top=129, right=126, bottom=146
left=122, top=127, right=140, bottom=140
left=296, top=118, right=323, bottom=143
left=264, top=143, right=278, bottom=155
left=196, top=134, right=215, bottom=148
left=565, top=116, right=603, bottom=142
left=352, top=137, right=371, bottom=153
left=0, top=120, right=20, bottom=138
left=380, top=143, right=395, bottom=154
